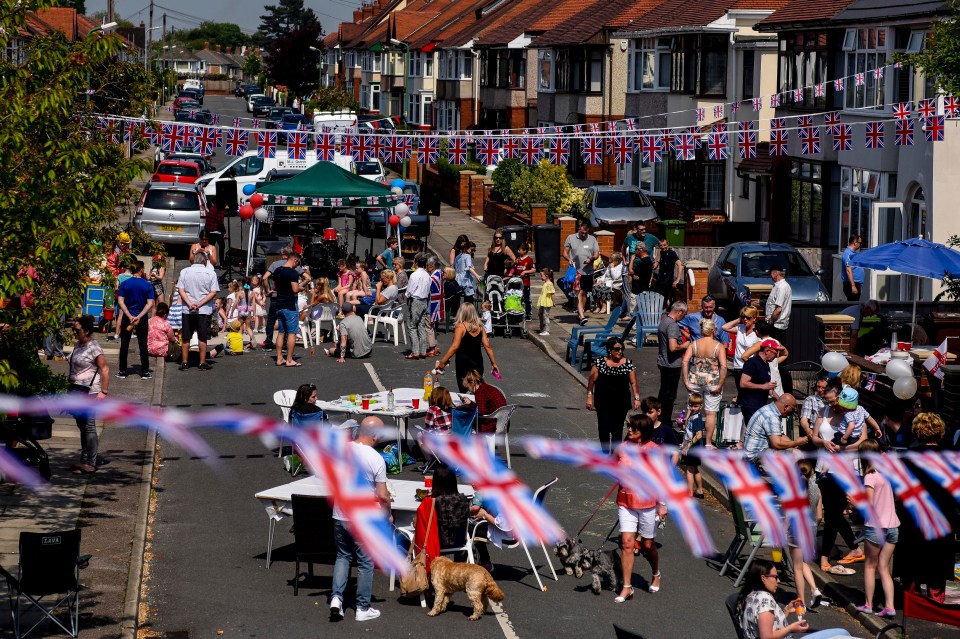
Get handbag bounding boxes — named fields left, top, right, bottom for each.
left=399, top=500, right=435, bottom=597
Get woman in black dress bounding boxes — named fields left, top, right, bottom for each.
left=586, top=336, right=641, bottom=453
left=435, top=303, right=500, bottom=392
left=484, top=232, right=516, bottom=279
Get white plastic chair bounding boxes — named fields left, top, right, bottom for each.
left=312, top=303, right=339, bottom=345
left=298, top=314, right=313, bottom=349
left=485, top=404, right=517, bottom=468
left=368, top=301, right=407, bottom=345
left=273, top=389, right=296, bottom=458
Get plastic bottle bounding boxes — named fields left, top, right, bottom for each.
left=387, top=387, right=395, bottom=410
left=423, top=371, right=434, bottom=401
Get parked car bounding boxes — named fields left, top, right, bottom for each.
left=175, top=107, right=213, bottom=125
left=264, top=107, right=294, bottom=128
left=252, top=96, right=276, bottom=118
left=355, top=159, right=386, bottom=182
left=151, top=160, right=202, bottom=184
left=246, top=92, right=266, bottom=113
left=583, top=185, right=657, bottom=229
left=355, top=181, right=429, bottom=238
left=165, top=152, right=216, bottom=174
left=173, top=93, right=200, bottom=110
left=236, top=83, right=259, bottom=97
left=134, top=183, right=208, bottom=245
left=175, top=88, right=202, bottom=106
left=280, top=113, right=310, bottom=131
left=182, top=79, right=204, bottom=98
left=706, top=242, right=829, bottom=311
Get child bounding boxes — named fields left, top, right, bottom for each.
left=225, top=280, right=241, bottom=324
left=212, top=297, right=227, bottom=337
left=148, top=302, right=179, bottom=362
left=641, top=396, right=679, bottom=447
left=514, top=243, right=535, bottom=321
left=311, top=277, right=335, bottom=304
left=225, top=319, right=245, bottom=356
left=346, top=262, right=371, bottom=305
left=503, top=258, right=516, bottom=278
left=424, top=386, right=454, bottom=431
left=537, top=267, right=555, bottom=336
left=250, top=275, right=266, bottom=333
left=238, top=281, right=253, bottom=342
left=679, top=394, right=706, bottom=498
left=835, top=387, right=882, bottom=445
left=857, top=439, right=898, bottom=618
left=789, top=459, right=830, bottom=609
left=332, top=259, right=354, bottom=307
left=481, top=300, right=493, bottom=336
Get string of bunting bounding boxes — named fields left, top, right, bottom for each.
left=3, top=393, right=959, bottom=569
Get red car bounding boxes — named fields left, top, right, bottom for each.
left=151, top=160, right=201, bottom=184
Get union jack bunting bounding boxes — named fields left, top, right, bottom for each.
left=339, top=133, right=356, bottom=158
left=447, top=137, right=468, bottom=165
left=368, top=134, right=386, bottom=160
left=865, top=121, right=884, bottom=149
left=893, top=102, right=912, bottom=120
left=609, top=136, right=632, bottom=165
left=581, top=137, right=604, bottom=165
left=572, top=124, right=584, bottom=134
left=286, top=131, right=308, bottom=160
left=212, top=114, right=220, bottom=125
left=252, top=118, right=262, bottom=129
left=292, top=426, right=409, bottom=575
left=662, top=129, right=676, bottom=152
left=640, top=134, right=664, bottom=164
left=924, top=115, right=945, bottom=142
left=712, top=122, right=726, bottom=133
left=866, top=453, right=951, bottom=540
left=224, top=128, right=248, bottom=156
left=818, top=453, right=883, bottom=543
left=500, top=136, right=520, bottom=159
left=800, top=126, right=821, bottom=155
left=751, top=97, right=763, bottom=111
left=475, top=137, right=500, bottom=165
left=905, top=450, right=960, bottom=502
left=943, top=95, right=960, bottom=118
left=769, top=128, right=789, bottom=156
left=770, top=93, right=781, bottom=108
left=0, top=445, right=46, bottom=490
left=834, top=77, right=845, bottom=92
left=771, top=117, right=786, bottom=130
left=195, top=126, right=218, bottom=156
left=589, top=122, right=602, bottom=134
left=383, top=134, right=410, bottom=164
left=675, top=133, right=697, bottom=161
left=213, top=127, right=223, bottom=148
left=255, top=131, right=277, bottom=158
left=547, top=138, right=570, bottom=165
left=873, top=67, right=884, bottom=80
left=351, top=135, right=373, bottom=161
left=855, top=72, right=865, bottom=87
left=700, top=449, right=787, bottom=547
left=814, top=83, right=825, bottom=98
left=824, top=111, right=842, bottom=135
left=695, top=107, right=705, bottom=123
left=416, top=136, right=439, bottom=164
left=706, top=133, right=728, bottom=161
left=737, top=122, right=757, bottom=159
left=188, top=408, right=291, bottom=449
left=863, top=373, right=877, bottom=391
left=833, top=124, right=853, bottom=151
left=713, top=104, right=724, bottom=119
left=760, top=452, right=817, bottom=561
left=895, top=120, right=915, bottom=147
left=916, top=98, right=936, bottom=119
left=796, top=115, right=813, bottom=129
left=122, top=119, right=137, bottom=142
left=518, top=137, right=544, bottom=166
left=232, top=117, right=241, bottom=128
left=146, top=125, right=159, bottom=146
left=731, top=101, right=740, bottom=114
left=430, top=268, right=445, bottom=323
left=166, top=124, right=188, bottom=152
left=315, top=133, right=337, bottom=161
left=421, top=431, right=564, bottom=545
left=624, top=118, right=636, bottom=131
left=793, top=88, right=804, bottom=103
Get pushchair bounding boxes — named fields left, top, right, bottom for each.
left=503, top=276, right=526, bottom=337
left=485, top=275, right=508, bottom=335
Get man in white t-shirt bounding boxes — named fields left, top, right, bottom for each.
left=766, top=266, right=792, bottom=342
left=330, top=419, right=390, bottom=623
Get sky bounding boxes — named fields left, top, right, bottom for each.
left=85, top=1, right=356, bottom=37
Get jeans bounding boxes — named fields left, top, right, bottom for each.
left=119, top=314, right=150, bottom=373
left=70, top=387, right=99, bottom=465
left=407, top=297, right=428, bottom=355
left=523, top=285, right=532, bottom=319
left=657, top=365, right=683, bottom=425
left=331, top=520, right=374, bottom=610
left=265, top=296, right=278, bottom=344
left=818, top=473, right=858, bottom=560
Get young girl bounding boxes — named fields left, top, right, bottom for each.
left=789, top=459, right=830, bottom=609
left=225, top=319, right=245, bottom=356
left=537, top=267, right=555, bottom=337
left=238, top=281, right=253, bottom=342
left=225, top=280, right=241, bottom=324
left=480, top=300, right=493, bottom=336
left=212, top=298, right=227, bottom=337
left=679, top=394, right=706, bottom=498
left=311, top=277, right=335, bottom=305
left=332, top=259, right=354, bottom=306
left=503, top=258, right=516, bottom=278
left=346, top=262, right=372, bottom=304
left=250, top=275, right=267, bottom=333
left=857, top=439, right=898, bottom=618
left=148, top=302, right=179, bottom=362
left=424, top=386, right=454, bottom=431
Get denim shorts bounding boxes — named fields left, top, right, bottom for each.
left=863, top=526, right=899, bottom=546
left=276, top=308, right=300, bottom=335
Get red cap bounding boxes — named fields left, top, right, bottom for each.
left=760, top=339, right=780, bottom=350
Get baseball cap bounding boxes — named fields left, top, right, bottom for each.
left=760, top=339, right=780, bottom=351
left=837, top=386, right=859, bottom=410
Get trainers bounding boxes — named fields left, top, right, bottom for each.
left=579, top=317, right=588, bottom=326
left=329, top=596, right=344, bottom=622
left=106, top=335, right=118, bottom=341
left=178, top=363, right=189, bottom=371
left=141, top=371, right=153, bottom=380
left=355, top=607, right=380, bottom=622
left=261, top=341, right=274, bottom=350
left=198, top=362, right=212, bottom=371
left=538, top=331, right=550, bottom=336
left=116, top=370, right=128, bottom=379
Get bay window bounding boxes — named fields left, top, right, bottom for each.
left=789, top=160, right=825, bottom=246
left=778, top=31, right=829, bottom=109
left=538, top=50, right=554, bottom=91
left=629, top=38, right=670, bottom=91
left=843, top=27, right=886, bottom=110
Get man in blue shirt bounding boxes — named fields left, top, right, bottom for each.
left=679, top=294, right=729, bottom=344
left=842, top=234, right=864, bottom=301
left=117, top=261, right=156, bottom=379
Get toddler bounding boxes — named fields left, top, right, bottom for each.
left=537, top=267, right=555, bottom=336
left=857, top=440, right=898, bottom=619
left=424, top=386, right=454, bottom=432
left=250, top=275, right=267, bottom=333
left=225, top=319, right=245, bottom=355
left=679, top=394, right=706, bottom=498
left=481, top=300, right=493, bottom=336
left=514, top=243, right=535, bottom=320
left=835, top=387, right=881, bottom=445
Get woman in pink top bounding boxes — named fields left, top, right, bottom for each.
left=614, top=413, right=667, bottom=603
left=857, top=440, right=899, bottom=618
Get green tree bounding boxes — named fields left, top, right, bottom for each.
left=256, top=0, right=319, bottom=47
left=509, top=160, right=582, bottom=220
left=0, top=3, right=153, bottom=392
left=243, top=50, right=263, bottom=80
left=264, top=21, right=323, bottom=99
left=308, top=85, right=358, bottom=112
left=176, top=22, right=250, bottom=51
left=897, top=3, right=960, bottom=95
left=53, top=0, right=86, bottom=14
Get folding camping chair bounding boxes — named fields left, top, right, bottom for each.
left=565, top=307, right=622, bottom=369
left=416, top=407, right=477, bottom=474
left=876, top=589, right=960, bottom=638
left=718, top=497, right=773, bottom=587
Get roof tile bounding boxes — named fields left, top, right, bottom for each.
left=757, top=0, right=856, bottom=27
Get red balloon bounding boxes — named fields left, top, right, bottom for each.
left=249, top=193, right=264, bottom=208
left=239, top=204, right=254, bottom=220
left=388, top=214, right=401, bottom=227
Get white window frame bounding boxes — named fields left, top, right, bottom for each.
left=360, top=83, right=371, bottom=110
left=538, top=50, right=555, bottom=91
left=436, top=99, right=459, bottom=131
left=373, top=51, right=382, bottom=73
left=458, top=51, right=473, bottom=79
left=370, top=83, right=380, bottom=112
left=346, top=50, right=359, bottom=68
left=906, top=30, right=926, bottom=54
left=421, top=94, right=433, bottom=126
left=632, top=149, right=667, bottom=196
left=628, top=37, right=671, bottom=92
left=408, top=51, right=421, bottom=77
left=843, top=27, right=888, bottom=111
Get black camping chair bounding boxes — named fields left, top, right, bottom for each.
left=725, top=592, right=748, bottom=639
left=0, top=530, right=86, bottom=638
left=291, top=494, right=337, bottom=595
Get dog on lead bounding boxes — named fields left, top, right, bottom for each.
left=555, top=538, right=616, bottom=594
left=427, top=556, right=505, bottom=620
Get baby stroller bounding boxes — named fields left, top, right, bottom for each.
left=485, top=276, right=509, bottom=336
left=503, top=276, right=526, bottom=337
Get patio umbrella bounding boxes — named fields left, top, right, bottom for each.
left=849, top=238, right=960, bottom=341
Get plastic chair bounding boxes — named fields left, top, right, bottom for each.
left=311, top=302, right=339, bottom=345
left=273, top=389, right=296, bottom=458
left=725, top=592, right=747, bottom=639
left=368, top=301, right=407, bottom=346
left=565, top=306, right=622, bottom=367
left=391, top=518, right=476, bottom=606
left=291, top=495, right=337, bottom=596
left=0, top=530, right=83, bottom=638
left=298, top=311, right=313, bottom=349
left=484, top=404, right=517, bottom=468
left=631, top=291, right=665, bottom=348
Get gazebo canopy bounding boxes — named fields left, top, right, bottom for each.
left=254, top=161, right=397, bottom=208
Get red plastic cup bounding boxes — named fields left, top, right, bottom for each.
left=425, top=476, right=433, bottom=489
left=898, top=341, right=912, bottom=352
left=362, top=398, right=370, bottom=410
left=412, top=398, right=420, bottom=409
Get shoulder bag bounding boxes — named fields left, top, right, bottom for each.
left=399, top=499, right=435, bottom=597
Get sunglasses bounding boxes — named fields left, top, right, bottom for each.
left=762, top=573, right=780, bottom=581
left=495, top=236, right=504, bottom=240
left=610, top=346, right=624, bottom=352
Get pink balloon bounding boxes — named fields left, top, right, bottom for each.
left=239, top=204, right=254, bottom=220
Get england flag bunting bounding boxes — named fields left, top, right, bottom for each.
left=416, top=136, right=439, bottom=164
left=475, top=137, right=499, bottom=165
left=224, top=128, right=248, bottom=156
left=706, top=132, right=728, bottom=161
left=737, top=121, right=757, bottom=159
left=904, top=450, right=960, bottom=502
left=833, top=124, right=853, bottom=151
left=519, top=137, right=544, bottom=166
left=818, top=452, right=884, bottom=544
left=501, top=136, right=520, bottom=159
left=761, top=451, right=818, bottom=561
left=895, top=120, right=915, bottom=147
left=286, top=131, right=308, bottom=160
left=675, top=133, right=697, bottom=161
left=865, top=121, right=884, bottom=149
left=315, top=133, right=337, bottom=161
left=769, top=128, right=789, bottom=156
left=581, top=136, right=604, bottom=165
left=943, top=95, right=960, bottom=118
left=256, top=131, right=277, bottom=158
left=447, top=137, right=468, bottom=165
left=824, top=111, right=842, bottom=135
left=611, top=135, right=633, bottom=165
left=751, top=97, right=763, bottom=112
left=893, top=102, right=912, bottom=120
left=866, top=453, right=952, bottom=540
left=924, top=115, right=945, bottom=142
left=547, top=138, right=570, bottom=165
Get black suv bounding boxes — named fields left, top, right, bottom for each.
left=252, top=96, right=276, bottom=118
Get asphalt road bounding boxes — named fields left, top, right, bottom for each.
left=140, top=95, right=866, bottom=639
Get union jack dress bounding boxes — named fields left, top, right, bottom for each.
left=429, top=268, right=444, bottom=323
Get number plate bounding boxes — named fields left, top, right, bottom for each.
left=158, top=224, right=182, bottom=232
left=286, top=206, right=308, bottom=212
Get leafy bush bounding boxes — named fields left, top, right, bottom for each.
left=508, top=160, right=583, bottom=221
left=936, top=234, right=960, bottom=303
left=491, top=158, right=523, bottom=201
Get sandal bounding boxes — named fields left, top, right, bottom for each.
left=838, top=552, right=865, bottom=565
left=826, top=564, right=856, bottom=576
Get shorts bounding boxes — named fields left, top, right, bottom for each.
left=863, top=526, right=899, bottom=546
left=181, top=313, right=211, bottom=342
left=618, top=505, right=658, bottom=539
left=579, top=274, right=594, bottom=293
left=688, top=382, right=722, bottom=412
left=276, top=308, right=300, bottom=335
left=680, top=453, right=701, bottom=468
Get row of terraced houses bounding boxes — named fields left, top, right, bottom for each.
left=321, top=0, right=960, bottom=302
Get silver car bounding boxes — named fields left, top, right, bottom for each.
left=134, top=183, right=208, bottom=245
left=707, top=242, right=829, bottom=310
left=583, top=186, right=658, bottom=230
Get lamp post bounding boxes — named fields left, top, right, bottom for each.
left=389, top=38, right=410, bottom=180
left=309, top=45, right=323, bottom=99
left=86, top=22, right=118, bottom=106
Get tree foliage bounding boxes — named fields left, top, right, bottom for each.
left=264, top=21, right=323, bottom=99
left=508, top=160, right=582, bottom=221
left=0, top=3, right=153, bottom=392
left=169, top=22, right=250, bottom=52
left=897, top=2, right=960, bottom=96
left=52, top=0, right=85, bottom=14
left=256, top=0, right=319, bottom=47
left=307, top=85, right=358, bottom=113
left=243, top=50, right=263, bottom=80
left=491, top=158, right=523, bottom=200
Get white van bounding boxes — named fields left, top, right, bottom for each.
left=313, top=110, right=358, bottom=134
left=199, top=150, right=355, bottom=204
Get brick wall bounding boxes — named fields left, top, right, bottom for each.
left=557, top=216, right=577, bottom=269
left=469, top=175, right=486, bottom=218
left=817, top=314, right=855, bottom=352
left=745, top=284, right=772, bottom=320
left=685, top=260, right=710, bottom=303
left=531, top=203, right=547, bottom=225
left=595, top=230, right=615, bottom=257
left=457, top=170, right=475, bottom=210
left=483, top=200, right=530, bottom=230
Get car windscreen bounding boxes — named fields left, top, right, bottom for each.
left=740, top=251, right=814, bottom=278
left=355, top=161, right=381, bottom=175
left=594, top=190, right=651, bottom=208
left=157, top=164, right=199, bottom=177
left=282, top=115, right=307, bottom=124
left=402, top=185, right=418, bottom=195
left=144, top=190, right=200, bottom=210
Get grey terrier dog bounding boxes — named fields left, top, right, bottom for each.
left=555, top=538, right=616, bottom=594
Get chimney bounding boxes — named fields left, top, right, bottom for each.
left=204, top=41, right=210, bottom=50
left=354, top=9, right=362, bottom=21
left=216, top=44, right=221, bottom=52
left=362, top=5, right=374, bottom=19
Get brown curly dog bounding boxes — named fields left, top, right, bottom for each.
left=426, top=556, right=505, bottom=620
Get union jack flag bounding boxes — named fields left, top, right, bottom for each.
left=252, top=118, right=262, bottom=129
left=695, top=107, right=705, bottom=123
left=796, top=115, right=813, bottom=129
left=731, top=101, right=740, bottom=114
left=924, top=115, right=945, bottom=142
left=893, top=102, right=912, bottom=121
left=286, top=131, right=308, bottom=160
left=761, top=451, right=817, bottom=561
left=624, top=118, right=636, bottom=131
left=122, top=119, right=137, bottom=142
left=943, top=95, right=960, bottom=118
left=195, top=126, right=218, bottom=156
left=572, top=124, right=584, bottom=134
left=0, top=445, right=46, bottom=490
left=640, top=134, right=664, bottom=163
left=855, top=73, right=865, bottom=87
left=416, top=136, right=439, bottom=164
left=769, top=128, right=789, bottom=156
left=818, top=452, right=883, bottom=543
left=895, top=120, right=915, bottom=147
left=163, top=124, right=188, bottom=152
left=292, top=426, right=409, bottom=575
left=834, top=77, right=845, bottom=92
left=500, top=136, right=520, bottom=159
left=212, top=114, right=220, bottom=125
left=475, top=137, right=500, bottom=165
left=662, top=128, right=677, bottom=152
left=771, top=117, right=786, bottom=129
left=713, top=104, right=724, bottom=119
left=675, top=133, right=697, bottom=161
left=866, top=453, right=951, bottom=540
left=916, top=98, right=937, bottom=119
left=430, top=268, right=445, bottom=323
left=770, top=93, right=781, bottom=108
left=610, top=136, right=633, bottom=165
left=905, top=450, right=960, bottom=502
left=547, top=138, right=570, bottom=165
left=422, top=431, right=564, bottom=545
left=814, top=83, right=825, bottom=98
left=232, top=117, right=242, bottom=128
left=188, top=408, right=292, bottom=449
left=315, top=133, right=337, bottom=161
left=447, top=137, right=468, bottom=165
left=256, top=131, right=277, bottom=158
left=352, top=135, right=374, bottom=161
left=224, top=128, right=248, bottom=156
left=519, top=137, right=544, bottom=166
left=213, top=127, right=223, bottom=148
left=865, top=121, right=884, bottom=149
left=383, top=134, right=410, bottom=163
left=752, top=97, right=763, bottom=112
left=793, top=88, right=804, bottom=103
left=800, top=126, right=821, bottom=155
left=738, top=122, right=757, bottom=159
left=833, top=124, right=853, bottom=151
left=824, top=111, right=842, bottom=135
left=369, top=134, right=386, bottom=161
left=873, top=67, right=884, bottom=80
left=700, top=449, right=787, bottom=547
left=706, top=132, right=728, bottom=161
left=589, top=122, right=602, bottom=134
left=581, top=137, right=604, bottom=164
left=863, top=373, right=877, bottom=391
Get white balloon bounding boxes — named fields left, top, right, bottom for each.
left=394, top=202, right=410, bottom=217
left=821, top=351, right=847, bottom=373
left=892, top=375, right=918, bottom=400
left=885, top=358, right=913, bottom=381
left=400, top=215, right=412, bottom=227
left=254, top=207, right=270, bottom=222
left=391, top=186, right=403, bottom=195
